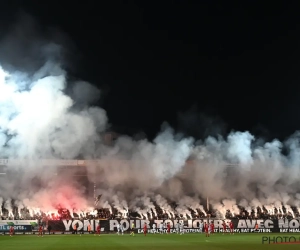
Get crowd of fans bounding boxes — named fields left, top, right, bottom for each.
left=0, top=203, right=299, bottom=221
left=228, top=206, right=298, bottom=220
left=0, top=207, right=115, bottom=221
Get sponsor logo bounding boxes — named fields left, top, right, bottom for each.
left=0, top=224, right=34, bottom=232
left=0, top=220, right=37, bottom=226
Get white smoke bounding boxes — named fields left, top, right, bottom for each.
left=112, top=195, right=128, bottom=216
left=212, top=201, right=226, bottom=219
left=0, top=64, right=107, bottom=159
left=103, top=201, right=112, bottom=214
left=142, top=196, right=157, bottom=218
left=1, top=14, right=300, bottom=222
left=155, top=195, right=174, bottom=218
left=222, top=199, right=239, bottom=217
left=0, top=197, right=3, bottom=215
left=227, top=132, right=254, bottom=167
left=4, top=199, right=13, bottom=217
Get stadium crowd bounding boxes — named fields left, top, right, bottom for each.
left=0, top=202, right=298, bottom=221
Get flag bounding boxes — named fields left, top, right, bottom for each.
left=95, top=194, right=102, bottom=206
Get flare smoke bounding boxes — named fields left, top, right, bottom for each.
left=0, top=15, right=300, bottom=219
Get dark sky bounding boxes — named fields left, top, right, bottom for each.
left=1, top=1, right=300, bottom=141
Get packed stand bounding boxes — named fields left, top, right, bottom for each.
left=0, top=203, right=299, bottom=221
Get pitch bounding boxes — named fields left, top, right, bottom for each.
left=1, top=233, right=299, bottom=250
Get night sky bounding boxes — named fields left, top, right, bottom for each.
left=1, top=1, right=300, bottom=141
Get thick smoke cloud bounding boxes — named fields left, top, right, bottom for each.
left=0, top=14, right=300, bottom=220
left=0, top=64, right=107, bottom=159
left=95, top=131, right=300, bottom=219
left=0, top=14, right=107, bottom=217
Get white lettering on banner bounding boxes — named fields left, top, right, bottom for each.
left=192, top=220, right=200, bottom=228
left=136, top=220, right=140, bottom=229
left=110, top=220, right=118, bottom=231
left=264, top=220, right=274, bottom=228
left=120, top=220, right=129, bottom=230
left=52, top=219, right=300, bottom=233
left=105, top=219, right=276, bottom=230
left=83, top=220, right=94, bottom=231
left=200, top=219, right=210, bottom=225
left=72, top=220, right=83, bottom=230
left=246, top=220, right=256, bottom=228
left=278, top=219, right=289, bottom=228
left=214, top=219, right=223, bottom=228
left=219, top=229, right=229, bottom=233
left=154, top=220, right=163, bottom=228
left=108, top=219, right=225, bottom=231
left=173, top=220, right=179, bottom=228
left=236, top=219, right=273, bottom=229
left=165, top=219, right=173, bottom=227
left=278, top=219, right=300, bottom=229
left=257, top=229, right=271, bottom=233
left=62, top=220, right=72, bottom=231
left=237, top=220, right=246, bottom=229
left=60, top=220, right=104, bottom=232
left=141, top=220, right=150, bottom=228
left=137, top=228, right=204, bottom=234
left=289, top=219, right=299, bottom=228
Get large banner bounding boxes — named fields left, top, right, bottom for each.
left=48, top=220, right=106, bottom=232
left=0, top=220, right=38, bottom=232
left=48, top=219, right=300, bottom=233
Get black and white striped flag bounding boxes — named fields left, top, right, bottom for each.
left=95, top=194, right=102, bottom=206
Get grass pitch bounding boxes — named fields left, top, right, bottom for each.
left=1, top=233, right=300, bottom=250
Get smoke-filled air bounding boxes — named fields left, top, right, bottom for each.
left=1, top=15, right=300, bottom=222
